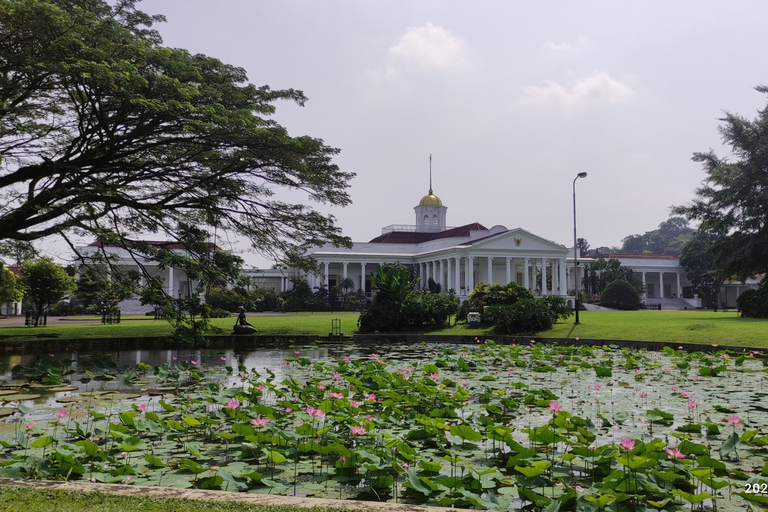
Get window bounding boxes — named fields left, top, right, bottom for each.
left=432, top=215, right=438, bottom=226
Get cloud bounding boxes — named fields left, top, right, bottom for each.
left=519, top=72, right=636, bottom=110
left=544, top=36, right=590, bottom=52
left=369, top=22, right=467, bottom=80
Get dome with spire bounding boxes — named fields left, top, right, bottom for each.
left=418, top=189, right=443, bottom=206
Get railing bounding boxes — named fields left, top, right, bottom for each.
left=380, top=224, right=455, bottom=235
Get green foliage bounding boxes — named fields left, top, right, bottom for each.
left=674, top=86, right=768, bottom=281
left=206, top=286, right=255, bottom=312
left=583, top=258, right=644, bottom=296
left=20, top=258, right=77, bottom=326
left=468, top=282, right=533, bottom=307
left=620, top=216, right=694, bottom=256
left=680, top=230, right=729, bottom=308
left=0, top=264, right=23, bottom=304
left=465, top=282, right=571, bottom=334
left=359, top=263, right=456, bottom=332
left=600, top=279, right=642, bottom=310
left=737, top=282, right=768, bottom=318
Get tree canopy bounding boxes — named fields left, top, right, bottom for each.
left=0, top=0, right=353, bottom=265
left=20, top=258, right=76, bottom=326
left=674, top=86, right=768, bottom=281
left=619, top=216, right=693, bottom=257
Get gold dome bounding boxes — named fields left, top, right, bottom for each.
left=418, top=190, right=443, bottom=206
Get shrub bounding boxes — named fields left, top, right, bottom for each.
left=737, top=284, right=768, bottom=317
left=209, top=307, right=232, bottom=318
left=485, top=298, right=555, bottom=334
left=600, top=280, right=641, bottom=310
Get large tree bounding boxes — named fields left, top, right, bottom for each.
left=0, top=0, right=353, bottom=265
left=20, top=258, right=76, bottom=326
left=674, top=86, right=768, bottom=281
left=679, top=230, right=728, bottom=309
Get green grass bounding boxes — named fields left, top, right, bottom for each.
left=2, top=309, right=767, bottom=349
left=0, top=485, right=368, bottom=512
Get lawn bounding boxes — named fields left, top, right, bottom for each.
left=0, top=484, right=373, bottom=512
left=1, top=310, right=766, bottom=349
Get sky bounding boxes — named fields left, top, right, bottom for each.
left=121, top=1, right=768, bottom=267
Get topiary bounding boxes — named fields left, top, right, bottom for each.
left=600, top=280, right=641, bottom=310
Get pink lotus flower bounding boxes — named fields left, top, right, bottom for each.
left=430, top=373, right=439, bottom=381
left=691, top=376, right=698, bottom=381
left=727, top=415, right=741, bottom=425
left=190, top=360, right=198, bottom=365
left=365, top=415, right=374, bottom=421
left=680, top=392, right=693, bottom=399
left=55, top=409, right=67, bottom=419
left=226, top=399, right=239, bottom=410
left=257, top=385, right=265, bottom=391
left=285, top=407, right=292, bottom=413
left=344, top=356, right=350, bottom=362
left=329, top=392, right=344, bottom=399
left=403, top=375, right=410, bottom=381
left=318, top=384, right=326, bottom=390
left=306, top=407, right=325, bottom=418
left=574, top=485, right=584, bottom=492
left=678, top=346, right=683, bottom=349
left=665, top=447, right=685, bottom=459
left=720, top=353, right=729, bottom=359
left=333, top=373, right=341, bottom=380
left=220, top=356, right=226, bottom=361
left=367, top=393, right=376, bottom=401
left=593, top=384, right=601, bottom=391
left=294, top=350, right=300, bottom=355
left=619, top=438, right=635, bottom=451
left=371, top=353, right=380, bottom=358
left=340, top=455, right=346, bottom=465
left=350, top=426, right=367, bottom=436
left=687, top=401, right=697, bottom=409
left=349, top=400, right=358, bottom=408
left=671, top=386, right=679, bottom=391
left=251, top=417, right=270, bottom=427
left=239, top=372, right=249, bottom=378
left=25, top=423, right=33, bottom=430
left=548, top=401, right=562, bottom=412
left=137, top=404, right=146, bottom=413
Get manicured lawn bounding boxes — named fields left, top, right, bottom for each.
left=0, top=484, right=368, bottom=512
left=1, top=310, right=766, bottom=349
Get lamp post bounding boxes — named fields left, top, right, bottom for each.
left=573, top=172, right=587, bottom=325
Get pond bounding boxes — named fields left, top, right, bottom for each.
left=0, top=340, right=766, bottom=511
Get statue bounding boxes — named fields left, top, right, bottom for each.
left=233, top=306, right=257, bottom=334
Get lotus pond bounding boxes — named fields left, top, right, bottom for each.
left=0, top=340, right=767, bottom=511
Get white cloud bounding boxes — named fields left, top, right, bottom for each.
left=519, top=72, right=636, bottom=110
left=369, top=22, right=467, bottom=80
left=544, top=36, right=590, bottom=52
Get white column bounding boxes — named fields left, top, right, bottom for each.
left=541, top=258, right=547, bottom=295
left=642, top=272, right=647, bottom=298
left=455, top=257, right=461, bottom=294
left=439, top=259, right=446, bottom=289
left=168, top=266, right=174, bottom=296
left=446, top=258, right=452, bottom=290
left=559, top=259, right=565, bottom=294
left=324, top=262, right=329, bottom=286
left=466, top=257, right=474, bottom=292
left=506, top=258, right=511, bottom=284
left=342, top=262, right=348, bottom=280
left=659, top=272, right=664, bottom=298
left=420, top=263, right=425, bottom=289
left=523, top=258, right=530, bottom=290
left=676, top=273, right=681, bottom=298
left=487, top=257, right=493, bottom=285
left=360, top=262, right=366, bottom=293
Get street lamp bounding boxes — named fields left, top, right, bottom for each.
left=573, top=172, right=587, bottom=325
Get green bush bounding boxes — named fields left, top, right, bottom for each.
left=600, top=280, right=641, bottom=310
left=737, top=284, right=768, bottom=317
left=484, top=299, right=554, bottom=334
left=209, top=307, right=231, bottom=318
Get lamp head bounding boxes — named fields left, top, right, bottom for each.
left=577, top=172, right=588, bottom=179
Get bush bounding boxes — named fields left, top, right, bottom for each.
left=737, top=284, right=768, bottom=317
left=209, top=307, right=232, bottom=318
left=484, top=298, right=555, bottom=334
left=600, top=280, right=641, bottom=310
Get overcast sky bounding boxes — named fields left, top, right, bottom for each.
left=134, top=0, right=767, bottom=267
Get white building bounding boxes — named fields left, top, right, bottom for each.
left=305, top=187, right=574, bottom=302
left=66, top=189, right=760, bottom=314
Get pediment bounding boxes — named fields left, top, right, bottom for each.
left=468, top=228, right=567, bottom=254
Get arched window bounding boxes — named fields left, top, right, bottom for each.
left=423, top=215, right=429, bottom=227
left=432, top=215, right=438, bottom=226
